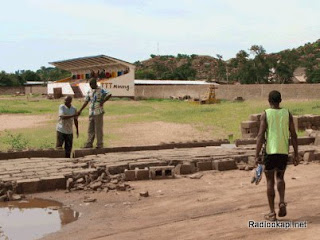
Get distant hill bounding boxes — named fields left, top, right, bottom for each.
left=135, top=39, right=320, bottom=84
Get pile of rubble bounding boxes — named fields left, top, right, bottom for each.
left=0, top=181, right=23, bottom=202
left=65, top=166, right=132, bottom=193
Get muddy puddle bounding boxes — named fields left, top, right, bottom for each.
left=0, top=198, right=79, bottom=240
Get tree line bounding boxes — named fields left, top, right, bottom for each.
left=0, top=67, right=70, bottom=86
left=135, top=40, right=320, bottom=84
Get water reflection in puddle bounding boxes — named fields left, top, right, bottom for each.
left=0, top=198, right=79, bottom=240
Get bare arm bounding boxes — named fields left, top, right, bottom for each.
left=255, top=112, right=267, bottom=163
left=78, top=101, right=89, bottom=115
left=289, top=112, right=299, bottom=166
left=60, top=114, right=77, bottom=120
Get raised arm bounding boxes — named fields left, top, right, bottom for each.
left=100, top=90, right=112, bottom=106
left=289, top=112, right=299, bottom=166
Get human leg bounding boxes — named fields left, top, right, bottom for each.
left=265, top=170, right=276, bottom=214
left=84, top=116, right=95, bottom=148
left=56, top=131, right=64, bottom=148
left=95, top=113, right=104, bottom=148
left=64, top=134, right=73, bottom=158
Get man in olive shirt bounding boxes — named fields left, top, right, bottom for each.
left=255, top=90, right=299, bottom=221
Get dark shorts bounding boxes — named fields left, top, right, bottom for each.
left=264, top=154, right=288, bottom=171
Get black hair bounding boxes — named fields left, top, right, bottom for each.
left=268, top=90, right=282, bottom=104
left=90, top=78, right=97, bottom=85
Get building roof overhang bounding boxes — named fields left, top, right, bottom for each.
left=49, top=55, right=135, bottom=72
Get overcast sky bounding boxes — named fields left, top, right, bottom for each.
left=0, top=0, right=319, bottom=72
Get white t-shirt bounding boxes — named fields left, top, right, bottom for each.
left=56, top=104, right=77, bottom=134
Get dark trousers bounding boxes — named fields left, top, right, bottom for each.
left=56, top=131, right=73, bottom=158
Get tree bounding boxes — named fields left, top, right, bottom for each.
left=306, top=67, right=320, bottom=83
left=21, top=70, right=41, bottom=82
left=275, top=62, right=293, bottom=83
left=214, top=54, right=227, bottom=82
left=0, top=71, right=21, bottom=86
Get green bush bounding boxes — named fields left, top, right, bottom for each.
left=4, top=131, right=29, bottom=150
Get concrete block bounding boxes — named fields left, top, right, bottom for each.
left=181, top=163, right=196, bottom=174
left=196, top=161, right=212, bottom=171
left=128, top=161, right=166, bottom=170
left=313, top=153, right=320, bottom=161
left=296, top=137, right=315, bottom=145
left=39, top=176, right=66, bottom=191
left=233, top=155, right=249, bottom=163
left=241, top=133, right=257, bottom=139
left=149, top=166, right=175, bottom=179
left=303, top=151, right=315, bottom=162
left=250, top=114, right=261, bottom=121
left=16, top=178, right=40, bottom=193
left=107, top=163, right=129, bottom=174
left=292, top=116, right=300, bottom=131
left=135, top=168, right=150, bottom=180
left=124, top=169, right=136, bottom=181
left=314, top=136, right=320, bottom=146
left=213, top=159, right=237, bottom=171
left=247, top=156, right=256, bottom=167
left=234, top=139, right=256, bottom=146
left=241, top=121, right=259, bottom=129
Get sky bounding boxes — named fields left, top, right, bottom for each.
left=0, top=0, right=319, bottom=72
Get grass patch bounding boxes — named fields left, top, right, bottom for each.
left=0, top=98, right=319, bottom=151
left=0, top=108, right=32, bottom=114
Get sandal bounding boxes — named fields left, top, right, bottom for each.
left=278, top=202, right=287, bottom=217
left=264, top=212, right=277, bottom=221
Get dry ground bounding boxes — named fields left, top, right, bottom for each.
left=35, top=163, right=320, bottom=240
left=108, top=121, right=216, bottom=146
left=0, top=114, right=52, bottom=131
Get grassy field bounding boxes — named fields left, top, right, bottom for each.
left=0, top=95, right=319, bottom=151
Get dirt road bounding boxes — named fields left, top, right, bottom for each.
left=38, top=163, right=320, bottom=240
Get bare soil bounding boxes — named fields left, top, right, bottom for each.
left=37, top=163, right=320, bottom=240
left=108, top=121, right=218, bottom=147
left=0, top=114, right=52, bottom=131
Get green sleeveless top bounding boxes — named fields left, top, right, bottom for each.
left=265, top=108, right=290, bottom=155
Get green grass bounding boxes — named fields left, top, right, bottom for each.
left=0, top=96, right=319, bottom=151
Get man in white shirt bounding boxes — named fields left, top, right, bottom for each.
left=56, top=96, right=79, bottom=158
left=78, top=78, right=112, bottom=148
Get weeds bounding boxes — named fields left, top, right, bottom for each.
left=4, top=131, right=29, bottom=150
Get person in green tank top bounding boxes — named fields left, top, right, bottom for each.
left=255, top=90, right=299, bottom=221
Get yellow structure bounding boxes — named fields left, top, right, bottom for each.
left=193, top=84, right=219, bottom=104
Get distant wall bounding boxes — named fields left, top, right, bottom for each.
left=216, top=84, right=320, bottom=100
left=0, top=86, right=25, bottom=95
left=25, top=86, right=47, bottom=95
left=135, top=85, right=210, bottom=99
left=135, top=84, right=320, bottom=100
